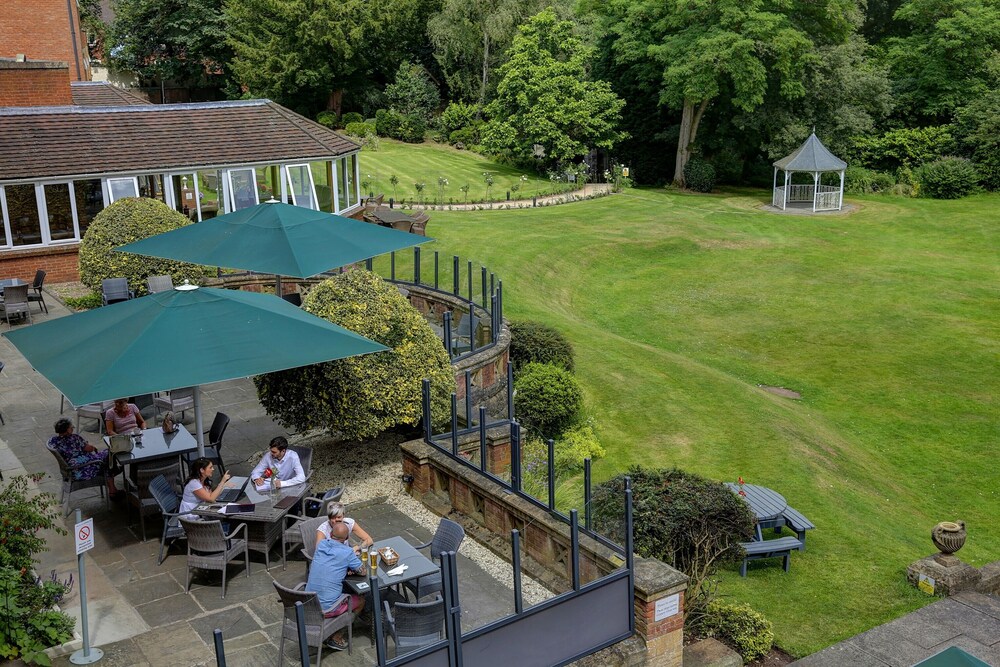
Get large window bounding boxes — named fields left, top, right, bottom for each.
left=43, top=183, right=76, bottom=241
left=336, top=158, right=348, bottom=212
left=108, top=177, right=139, bottom=202
left=138, top=174, right=166, bottom=203
left=286, top=164, right=317, bottom=210
left=197, top=170, right=221, bottom=219
left=168, top=174, right=199, bottom=220
left=4, top=184, right=42, bottom=246
left=313, top=162, right=332, bottom=212
left=74, top=179, right=103, bottom=236
left=227, top=169, right=258, bottom=211
left=346, top=154, right=357, bottom=208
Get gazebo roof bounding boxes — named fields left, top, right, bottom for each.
left=773, top=132, right=846, bottom=172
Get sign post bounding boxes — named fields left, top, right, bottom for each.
left=69, top=509, right=103, bottom=664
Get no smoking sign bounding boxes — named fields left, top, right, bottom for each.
left=75, top=518, right=94, bottom=555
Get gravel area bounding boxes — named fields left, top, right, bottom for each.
left=251, top=429, right=552, bottom=606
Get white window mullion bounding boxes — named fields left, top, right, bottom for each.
left=0, top=186, right=13, bottom=248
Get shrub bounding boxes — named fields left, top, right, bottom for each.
left=254, top=270, right=454, bottom=439
left=850, top=126, right=955, bottom=172
left=375, top=108, right=401, bottom=138
left=345, top=121, right=376, bottom=138
left=439, top=101, right=481, bottom=135
left=592, top=467, right=755, bottom=618
left=953, top=90, right=1000, bottom=190
left=918, top=157, right=980, bottom=199
left=555, top=423, right=605, bottom=470
left=64, top=292, right=103, bottom=311
left=449, top=125, right=481, bottom=147
left=519, top=423, right=605, bottom=501
left=509, top=320, right=574, bottom=373
left=845, top=166, right=896, bottom=195
left=341, top=111, right=364, bottom=126
left=684, top=158, right=716, bottom=192
left=316, top=111, right=338, bottom=128
left=78, top=198, right=204, bottom=296
left=384, top=62, right=439, bottom=122
left=0, top=474, right=66, bottom=571
left=0, top=567, right=75, bottom=665
left=871, top=171, right=896, bottom=192
left=695, top=600, right=774, bottom=663
left=513, top=362, right=583, bottom=439
left=396, top=113, right=427, bottom=143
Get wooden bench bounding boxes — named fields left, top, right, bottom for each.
left=739, top=536, right=803, bottom=577
left=781, top=506, right=814, bottom=550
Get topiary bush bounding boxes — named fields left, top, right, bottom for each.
left=592, top=466, right=755, bottom=618
left=341, top=111, right=364, bottom=127
left=513, top=362, right=583, bottom=439
left=918, top=157, right=980, bottom=199
left=316, top=111, right=338, bottom=128
left=254, top=270, right=455, bottom=440
left=684, top=158, right=716, bottom=192
left=508, top=320, right=574, bottom=373
left=78, top=198, right=204, bottom=296
left=694, top=600, right=774, bottom=663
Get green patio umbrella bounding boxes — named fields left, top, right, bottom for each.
left=115, top=201, right=430, bottom=284
left=913, top=647, right=991, bottom=667
left=2, top=284, right=387, bottom=455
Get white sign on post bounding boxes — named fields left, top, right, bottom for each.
left=654, top=593, right=680, bottom=621
left=74, top=518, right=94, bottom=555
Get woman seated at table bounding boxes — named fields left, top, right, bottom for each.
left=105, top=398, right=146, bottom=435
left=48, top=418, right=122, bottom=499
left=179, top=457, right=233, bottom=520
left=315, top=502, right=373, bottom=552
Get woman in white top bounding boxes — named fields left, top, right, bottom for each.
left=315, top=502, right=374, bottom=551
left=179, top=457, right=232, bottom=520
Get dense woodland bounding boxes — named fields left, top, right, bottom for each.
left=94, top=0, right=999, bottom=192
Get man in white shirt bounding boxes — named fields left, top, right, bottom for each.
left=251, top=436, right=306, bottom=490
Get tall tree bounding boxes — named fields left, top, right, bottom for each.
left=427, top=0, right=549, bottom=106
left=109, top=0, right=230, bottom=94
left=609, top=0, right=826, bottom=186
left=887, top=0, right=1000, bottom=123
left=481, top=8, right=626, bottom=166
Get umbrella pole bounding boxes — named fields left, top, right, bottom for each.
left=275, top=275, right=282, bottom=298
left=194, top=386, right=205, bottom=457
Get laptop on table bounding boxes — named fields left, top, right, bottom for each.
left=216, top=476, right=250, bottom=503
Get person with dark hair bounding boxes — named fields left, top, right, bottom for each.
left=48, top=417, right=121, bottom=498
left=105, top=397, right=146, bottom=435
left=179, top=457, right=232, bottom=519
left=250, top=436, right=305, bottom=490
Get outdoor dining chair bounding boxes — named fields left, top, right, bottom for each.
left=289, top=444, right=314, bottom=479
left=28, top=269, right=47, bottom=313
left=45, top=441, right=109, bottom=516
left=153, top=387, right=195, bottom=421
left=75, top=400, right=115, bottom=434
left=125, top=459, right=180, bottom=541
left=149, top=474, right=186, bottom=564
left=410, top=220, right=427, bottom=236
left=404, top=518, right=465, bottom=601
left=182, top=411, right=229, bottom=473
left=146, top=275, right=174, bottom=293
left=281, top=515, right=326, bottom=571
left=2, top=284, right=32, bottom=325
left=273, top=580, right=354, bottom=664
left=383, top=594, right=445, bottom=656
left=101, top=278, right=134, bottom=305
left=179, top=518, right=249, bottom=598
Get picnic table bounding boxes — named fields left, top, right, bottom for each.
left=725, top=481, right=814, bottom=576
left=724, top=482, right=786, bottom=540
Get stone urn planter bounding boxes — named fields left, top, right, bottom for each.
left=932, top=521, right=966, bottom=554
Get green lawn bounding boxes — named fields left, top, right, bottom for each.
left=389, top=188, right=999, bottom=657
left=355, top=140, right=575, bottom=204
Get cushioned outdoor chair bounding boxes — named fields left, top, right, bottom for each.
left=153, top=387, right=195, bottom=421
left=410, top=220, right=427, bottom=236
left=146, top=275, right=174, bottom=294
left=282, top=515, right=327, bottom=571
left=101, top=278, right=134, bottom=306
left=149, top=474, right=186, bottom=565
left=273, top=580, right=353, bottom=665
left=125, top=459, right=180, bottom=541
left=383, top=595, right=445, bottom=656
left=28, top=269, right=47, bottom=313
left=2, top=284, right=32, bottom=325
left=179, top=518, right=249, bottom=598
left=74, top=399, right=115, bottom=434
left=288, top=445, right=313, bottom=479
left=45, top=441, right=109, bottom=516
left=404, top=518, right=465, bottom=601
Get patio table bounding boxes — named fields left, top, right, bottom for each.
left=103, top=425, right=198, bottom=466
left=725, top=482, right=787, bottom=541
left=370, top=206, right=415, bottom=231
left=0, top=278, right=26, bottom=298
left=192, top=480, right=313, bottom=569
left=344, top=535, right=440, bottom=596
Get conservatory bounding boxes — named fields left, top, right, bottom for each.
left=772, top=132, right=847, bottom=212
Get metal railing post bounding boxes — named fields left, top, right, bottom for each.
left=512, top=529, right=523, bottom=614
left=443, top=311, right=453, bottom=358
left=295, top=601, right=311, bottom=667
left=467, top=260, right=473, bottom=303
left=434, top=251, right=440, bottom=289
left=450, top=393, right=458, bottom=455
left=366, top=257, right=373, bottom=271
left=506, top=360, right=514, bottom=421
left=584, top=457, right=592, bottom=531
left=570, top=509, right=580, bottom=590
left=422, top=379, right=433, bottom=442
left=452, top=256, right=460, bottom=295
left=479, top=406, right=487, bottom=472
left=626, top=476, right=635, bottom=633
left=510, top=421, right=521, bottom=492
left=464, top=370, right=472, bottom=427
left=371, top=568, right=386, bottom=665
left=214, top=629, right=226, bottom=667
left=414, top=246, right=421, bottom=285
left=547, top=438, right=556, bottom=510
left=442, top=551, right=463, bottom=667
left=390, top=251, right=396, bottom=281
left=481, top=267, right=488, bottom=308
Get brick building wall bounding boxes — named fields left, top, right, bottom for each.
left=0, top=61, right=73, bottom=107
left=0, top=0, right=89, bottom=80
left=0, top=244, right=81, bottom=283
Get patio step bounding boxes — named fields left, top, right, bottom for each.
left=683, top=638, right=742, bottom=667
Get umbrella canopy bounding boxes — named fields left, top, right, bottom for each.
left=2, top=285, right=387, bottom=453
left=115, top=201, right=431, bottom=279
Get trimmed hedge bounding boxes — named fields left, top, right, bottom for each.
left=254, top=270, right=454, bottom=439
left=78, top=197, right=204, bottom=296
left=509, top=320, right=574, bottom=373
left=684, top=158, right=716, bottom=192
left=696, top=600, right=774, bottom=663
left=513, top=362, right=583, bottom=439
left=918, top=157, right=980, bottom=199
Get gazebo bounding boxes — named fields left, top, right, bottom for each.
left=772, top=132, right=847, bottom=212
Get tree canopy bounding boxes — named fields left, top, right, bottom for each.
left=482, top=8, right=626, bottom=166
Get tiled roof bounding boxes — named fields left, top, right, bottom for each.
left=70, top=81, right=151, bottom=106
left=0, top=99, right=360, bottom=182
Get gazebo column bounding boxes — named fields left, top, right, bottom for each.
left=783, top=171, right=790, bottom=210
left=838, top=170, right=845, bottom=210
left=772, top=167, right=778, bottom=208
left=812, top=172, right=819, bottom=212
